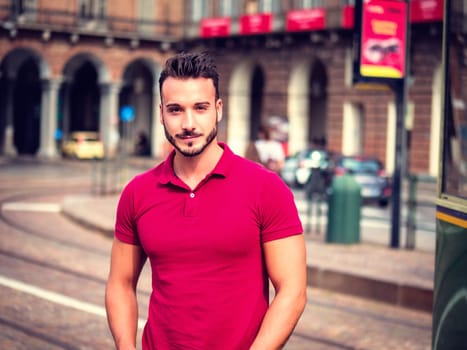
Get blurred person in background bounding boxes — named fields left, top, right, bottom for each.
left=134, top=131, right=150, bottom=156
left=254, top=125, right=286, bottom=174
left=105, top=51, right=306, bottom=350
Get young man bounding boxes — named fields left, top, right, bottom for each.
left=105, top=52, right=306, bottom=350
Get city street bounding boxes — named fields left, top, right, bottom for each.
left=0, top=158, right=432, bottom=349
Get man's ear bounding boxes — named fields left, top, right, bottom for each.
left=216, top=99, right=223, bottom=122
left=159, top=104, right=163, bottom=124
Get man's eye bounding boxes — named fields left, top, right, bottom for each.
left=167, top=107, right=181, bottom=113
left=196, top=105, right=208, bottom=111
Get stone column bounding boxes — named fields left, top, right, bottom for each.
left=3, top=79, right=17, bottom=156
left=99, top=82, right=121, bottom=158
left=38, top=78, right=61, bottom=158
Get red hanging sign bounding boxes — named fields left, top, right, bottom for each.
left=342, top=5, right=355, bottom=29
left=410, top=0, right=443, bottom=23
left=240, top=13, right=273, bottom=35
left=200, top=17, right=231, bottom=38
left=286, top=8, right=326, bottom=31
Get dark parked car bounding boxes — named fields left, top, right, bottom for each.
left=280, top=148, right=334, bottom=190
left=334, top=155, right=392, bottom=207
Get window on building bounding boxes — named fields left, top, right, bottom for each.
left=191, top=0, right=209, bottom=21
left=245, top=0, right=282, bottom=14
left=259, top=0, right=281, bottom=13
left=10, top=0, right=37, bottom=21
left=218, top=1, right=239, bottom=17
left=137, top=0, right=156, bottom=33
left=10, top=0, right=25, bottom=15
left=300, top=0, right=324, bottom=8
left=79, top=0, right=106, bottom=19
left=10, top=0, right=37, bottom=15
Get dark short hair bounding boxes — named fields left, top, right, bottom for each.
left=159, top=52, right=220, bottom=100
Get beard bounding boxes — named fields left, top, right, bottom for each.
left=164, top=122, right=218, bottom=158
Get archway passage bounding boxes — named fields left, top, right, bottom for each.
left=249, top=65, right=265, bottom=141
left=69, top=62, right=99, bottom=132
left=120, top=60, right=155, bottom=156
left=308, top=60, right=328, bottom=148
left=13, top=58, right=41, bottom=155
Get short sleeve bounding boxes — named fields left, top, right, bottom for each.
left=114, top=181, right=140, bottom=245
left=259, top=173, right=303, bottom=243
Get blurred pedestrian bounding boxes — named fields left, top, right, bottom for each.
left=134, top=131, right=150, bottom=156
left=255, top=125, right=286, bottom=173
left=105, top=52, right=306, bottom=350
left=244, top=139, right=261, bottom=164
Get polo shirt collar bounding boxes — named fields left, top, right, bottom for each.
left=158, top=142, right=234, bottom=186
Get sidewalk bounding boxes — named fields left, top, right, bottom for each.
left=62, top=193, right=434, bottom=313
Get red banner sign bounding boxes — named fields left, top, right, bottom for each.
left=410, top=0, right=443, bottom=23
left=360, top=0, right=407, bottom=79
left=240, top=13, right=273, bottom=35
left=286, top=8, right=325, bottom=31
left=342, top=5, right=355, bottom=29
left=200, top=17, right=231, bottom=38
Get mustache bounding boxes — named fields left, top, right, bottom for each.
left=176, top=130, right=202, bottom=138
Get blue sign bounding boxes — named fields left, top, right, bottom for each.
left=120, top=105, right=135, bottom=122
left=54, top=129, right=63, bottom=140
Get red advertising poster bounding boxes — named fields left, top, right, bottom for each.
left=342, top=5, right=355, bottom=29
left=240, top=13, right=273, bottom=35
left=360, top=0, right=407, bottom=79
left=286, top=8, right=325, bottom=32
left=200, top=17, right=231, bottom=38
left=410, top=0, right=443, bottom=23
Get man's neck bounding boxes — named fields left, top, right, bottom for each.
left=173, top=142, right=223, bottom=190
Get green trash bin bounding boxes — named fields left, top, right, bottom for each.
left=326, top=174, right=362, bottom=243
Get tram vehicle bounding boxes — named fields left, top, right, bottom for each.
left=432, top=0, right=467, bottom=348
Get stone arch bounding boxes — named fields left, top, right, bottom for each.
left=0, top=47, right=51, bottom=155
left=60, top=53, right=110, bottom=138
left=62, top=52, right=110, bottom=85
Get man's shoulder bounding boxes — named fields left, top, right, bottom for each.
left=125, top=160, right=165, bottom=190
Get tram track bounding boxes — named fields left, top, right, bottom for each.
left=0, top=185, right=128, bottom=349
left=0, top=316, right=81, bottom=350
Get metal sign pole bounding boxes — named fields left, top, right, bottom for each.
left=352, top=0, right=410, bottom=248
left=390, top=0, right=410, bottom=249
left=390, top=79, right=407, bottom=248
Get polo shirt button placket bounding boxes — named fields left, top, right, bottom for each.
left=184, top=191, right=197, bottom=217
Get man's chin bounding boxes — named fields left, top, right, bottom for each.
left=176, top=144, right=203, bottom=157
left=179, top=149, right=202, bottom=157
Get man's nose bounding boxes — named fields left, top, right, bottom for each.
left=182, top=110, right=195, bottom=130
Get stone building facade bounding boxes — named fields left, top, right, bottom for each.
left=0, top=0, right=449, bottom=176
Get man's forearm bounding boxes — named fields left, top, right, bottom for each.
left=250, top=289, right=306, bottom=350
left=105, top=285, right=139, bottom=350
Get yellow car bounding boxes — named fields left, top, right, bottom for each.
left=61, top=131, right=104, bottom=160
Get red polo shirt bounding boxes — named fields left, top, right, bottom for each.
left=115, top=143, right=303, bottom=350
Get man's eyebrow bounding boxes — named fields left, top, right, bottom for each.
left=165, top=103, right=181, bottom=108
left=164, top=101, right=211, bottom=108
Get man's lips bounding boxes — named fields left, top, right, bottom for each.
left=177, top=133, right=201, bottom=140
